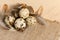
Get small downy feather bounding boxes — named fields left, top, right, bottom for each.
left=34, top=6, right=48, bottom=26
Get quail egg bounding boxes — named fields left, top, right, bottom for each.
left=4, top=15, right=15, bottom=28
left=26, top=16, right=37, bottom=25
left=14, top=18, right=26, bottom=31
left=19, top=8, right=29, bottom=19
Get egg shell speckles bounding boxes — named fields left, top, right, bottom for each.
left=4, top=15, right=15, bottom=25
left=26, top=16, right=37, bottom=25
left=14, top=18, right=26, bottom=30
left=19, top=8, right=29, bottom=19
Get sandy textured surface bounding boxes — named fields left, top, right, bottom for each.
left=0, top=20, right=60, bottom=40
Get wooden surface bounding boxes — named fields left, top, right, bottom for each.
left=0, top=20, right=60, bottom=40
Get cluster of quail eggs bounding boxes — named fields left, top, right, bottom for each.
left=3, top=4, right=37, bottom=31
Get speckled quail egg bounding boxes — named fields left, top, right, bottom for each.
left=14, top=18, right=26, bottom=31
left=26, top=16, right=37, bottom=25
left=4, top=15, right=15, bottom=28
left=19, top=8, right=29, bottom=19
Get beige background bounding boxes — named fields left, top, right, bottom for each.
left=0, top=0, right=60, bottom=22
left=0, top=0, right=60, bottom=40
